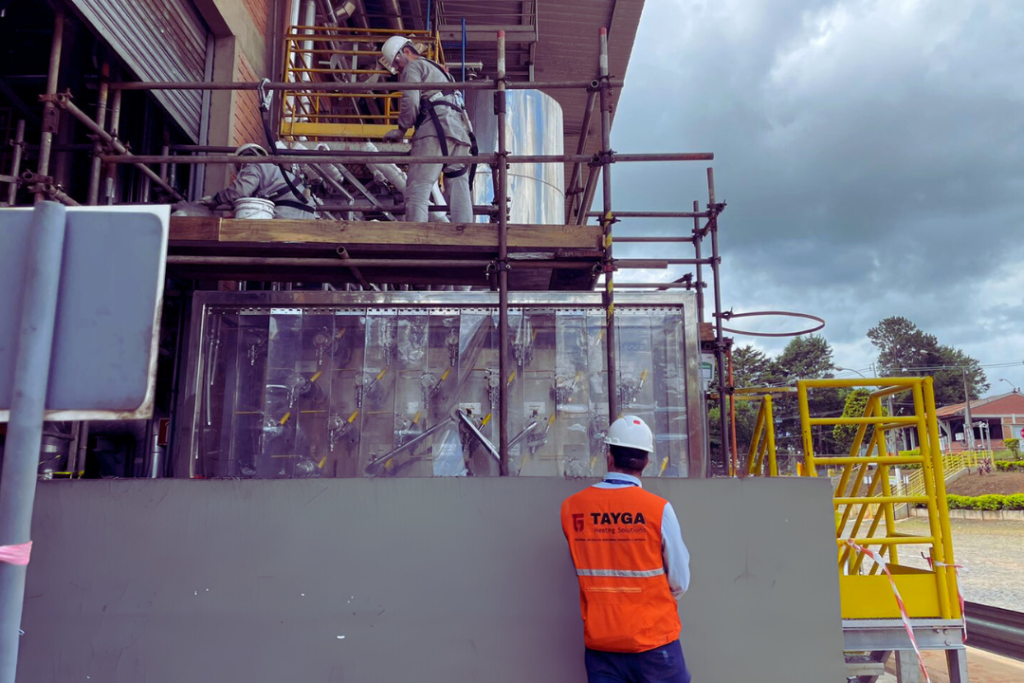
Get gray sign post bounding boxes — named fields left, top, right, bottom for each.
left=0, top=202, right=168, bottom=683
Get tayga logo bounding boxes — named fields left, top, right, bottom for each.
left=590, top=511, right=646, bottom=525
left=572, top=513, right=585, bottom=532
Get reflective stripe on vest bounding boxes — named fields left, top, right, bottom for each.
left=576, top=567, right=666, bottom=578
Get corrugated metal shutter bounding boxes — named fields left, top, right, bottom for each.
left=68, top=0, right=209, bottom=141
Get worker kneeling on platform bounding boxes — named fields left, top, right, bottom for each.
left=561, top=416, right=692, bottom=683
left=380, top=36, right=474, bottom=224
left=202, top=143, right=317, bottom=219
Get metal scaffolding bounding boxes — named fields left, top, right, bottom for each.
left=1, top=19, right=731, bottom=476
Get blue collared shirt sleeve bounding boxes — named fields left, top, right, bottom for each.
left=661, top=502, right=690, bottom=599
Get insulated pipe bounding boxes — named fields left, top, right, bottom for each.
left=0, top=201, right=66, bottom=683
left=34, top=10, right=65, bottom=204
left=5, top=120, right=25, bottom=205
left=104, top=152, right=714, bottom=166
left=54, top=95, right=184, bottom=201
left=566, top=86, right=598, bottom=221
left=381, top=0, right=404, bottom=30
left=87, top=63, right=110, bottom=205
left=104, top=87, right=122, bottom=204
left=598, top=27, right=619, bottom=420
left=709, top=168, right=729, bottom=477
left=108, top=79, right=626, bottom=92
left=496, top=30, right=510, bottom=476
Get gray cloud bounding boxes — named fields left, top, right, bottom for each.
left=605, top=0, right=1024, bottom=389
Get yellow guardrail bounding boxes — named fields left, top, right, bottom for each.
left=794, top=377, right=960, bottom=621
left=736, top=390, right=778, bottom=477
left=280, top=27, right=445, bottom=141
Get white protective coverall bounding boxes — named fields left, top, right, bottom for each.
left=397, top=58, right=474, bottom=224
left=213, top=163, right=316, bottom=219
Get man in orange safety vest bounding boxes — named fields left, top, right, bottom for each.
left=561, top=415, right=691, bottom=683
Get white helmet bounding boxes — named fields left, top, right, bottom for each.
left=381, top=35, right=414, bottom=73
left=604, top=415, right=654, bottom=453
left=234, top=143, right=268, bottom=171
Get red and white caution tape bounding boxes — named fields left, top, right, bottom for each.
left=924, top=553, right=968, bottom=643
left=0, top=541, right=32, bottom=566
left=845, top=539, right=931, bottom=683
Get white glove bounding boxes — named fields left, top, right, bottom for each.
left=200, top=195, right=217, bottom=207
left=382, top=128, right=407, bottom=144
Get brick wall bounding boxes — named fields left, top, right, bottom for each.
left=232, top=52, right=264, bottom=146
left=242, top=0, right=270, bottom=38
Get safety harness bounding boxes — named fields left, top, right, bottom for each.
left=256, top=79, right=316, bottom=213
left=413, top=58, right=479, bottom=186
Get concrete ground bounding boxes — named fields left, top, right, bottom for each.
left=878, top=647, right=1024, bottom=682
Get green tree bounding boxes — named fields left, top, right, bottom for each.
left=832, top=389, right=888, bottom=455
left=867, top=316, right=988, bottom=410
left=768, top=335, right=846, bottom=454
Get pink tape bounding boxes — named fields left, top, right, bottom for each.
left=846, top=540, right=931, bottom=683
left=0, top=541, right=32, bottom=566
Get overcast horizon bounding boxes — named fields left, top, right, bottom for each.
left=606, top=0, right=1024, bottom=397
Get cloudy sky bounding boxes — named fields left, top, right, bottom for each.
left=607, top=0, right=1024, bottom=395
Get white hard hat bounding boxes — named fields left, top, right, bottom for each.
left=235, top=143, right=268, bottom=158
left=604, top=415, right=654, bottom=453
left=381, top=35, right=413, bottom=73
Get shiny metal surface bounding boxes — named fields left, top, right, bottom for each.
left=468, top=89, right=565, bottom=224
left=175, top=291, right=705, bottom=478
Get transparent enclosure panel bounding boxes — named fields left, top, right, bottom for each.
left=554, top=310, right=592, bottom=478
left=192, top=302, right=696, bottom=478
left=359, top=312, right=399, bottom=476
left=615, top=311, right=659, bottom=477
left=516, top=310, right=558, bottom=476
left=327, top=312, right=365, bottom=478
left=653, top=314, right=689, bottom=477
left=227, top=312, right=270, bottom=478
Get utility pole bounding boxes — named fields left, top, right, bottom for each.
left=962, top=367, right=975, bottom=452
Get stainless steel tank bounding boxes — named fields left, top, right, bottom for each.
left=467, top=89, right=565, bottom=224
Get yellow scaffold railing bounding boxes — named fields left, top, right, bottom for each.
left=280, top=26, right=445, bottom=140
left=735, top=388, right=783, bottom=477
left=796, top=377, right=960, bottom=621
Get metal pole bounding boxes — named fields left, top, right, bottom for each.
left=708, top=168, right=729, bottom=476
left=567, top=87, right=598, bottom=220
left=0, top=201, right=67, bottom=683
left=107, top=78, right=625, bottom=92
left=87, top=63, right=110, bottom=205
left=104, top=87, right=123, bottom=204
left=54, top=95, right=183, bottom=201
left=693, top=200, right=704, bottom=323
left=587, top=210, right=710, bottom=218
left=5, top=120, right=25, bottom=206
left=962, top=368, right=974, bottom=451
left=34, top=10, right=65, bottom=204
left=496, top=30, right=510, bottom=476
left=598, top=27, right=619, bottom=420
left=99, top=151, right=714, bottom=166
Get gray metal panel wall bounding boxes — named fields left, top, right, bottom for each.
left=69, top=0, right=208, bottom=140
left=19, top=478, right=845, bottom=682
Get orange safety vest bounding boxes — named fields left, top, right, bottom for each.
left=560, top=485, right=681, bottom=652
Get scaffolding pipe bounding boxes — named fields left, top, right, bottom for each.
left=693, top=200, right=705, bottom=323
left=104, top=86, right=123, bottom=204
left=101, top=152, right=714, bottom=166
left=34, top=182, right=81, bottom=206
left=315, top=201, right=499, bottom=214
left=566, top=85, right=598, bottom=219
left=598, top=27, right=620, bottom=421
left=106, top=79, right=625, bottom=92
left=709, top=168, right=729, bottom=476
left=497, top=30, right=510, bottom=476
left=586, top=210, right=711, bottom=218
left=5, top=120, right=25, bottom=206
left=54, top=95, right=184, bottom=201
left=34, top=10, right=64, bottom=204
left=86, top=63, right=110, bottom=205
left=575, top=164, right=600, bottom=225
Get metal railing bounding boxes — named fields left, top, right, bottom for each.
left=735, top=389, right=779, bottom=477
left=796, top=377, right=960, bottom=621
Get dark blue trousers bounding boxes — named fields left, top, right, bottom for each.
left=584, top=639, right=691, bottom=683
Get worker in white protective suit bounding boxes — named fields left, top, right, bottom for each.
left=202, top=143, right=317, bottom=219
left=380, top=36, right=475, bottom=224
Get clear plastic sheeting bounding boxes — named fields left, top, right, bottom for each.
left=192, top=302, right=694, bottom=479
